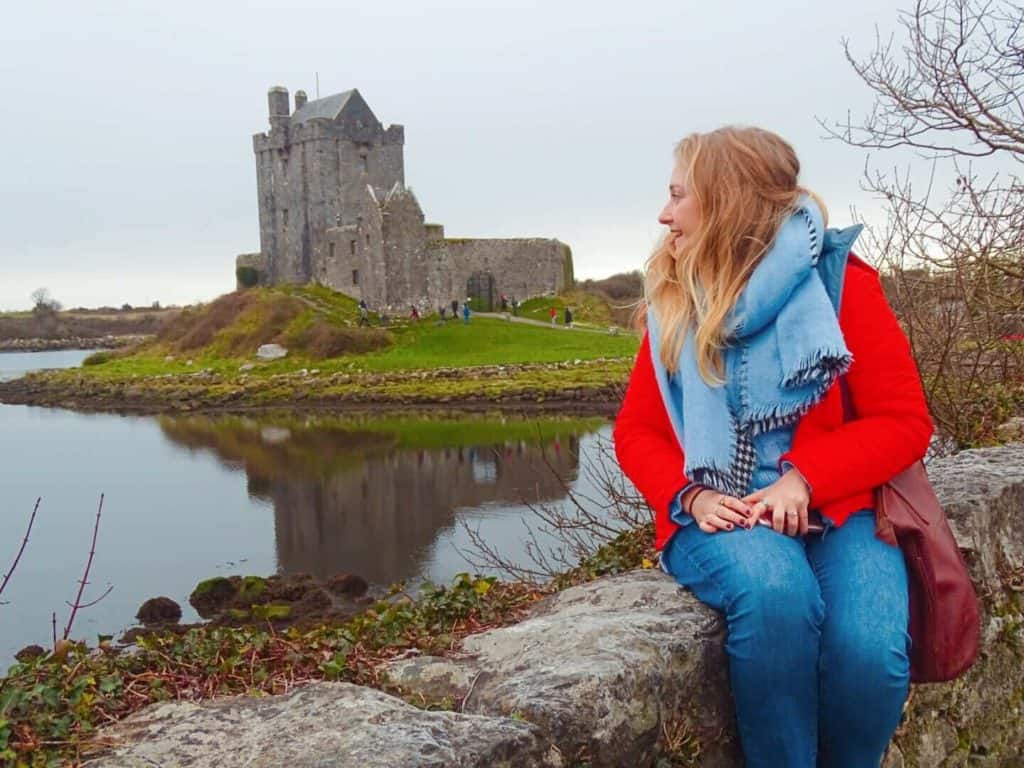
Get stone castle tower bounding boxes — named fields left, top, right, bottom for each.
left=237, top=86, right=573, bottom=311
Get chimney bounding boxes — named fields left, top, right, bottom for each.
left=295, top=90, right=308, bottom=111
left=267, top=86, right=290, bottom=120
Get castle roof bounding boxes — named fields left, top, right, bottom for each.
left=291, top=90, right=357, bottom=124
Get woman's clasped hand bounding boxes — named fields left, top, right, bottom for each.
left=685, top=469, right=812, bottom=536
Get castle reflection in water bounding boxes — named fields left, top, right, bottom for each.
left=159, top=414, right=602, bottom=585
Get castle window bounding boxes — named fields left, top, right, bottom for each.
left=350, top=240, right=356, bottom=256
left=352, top=269, right=359, bottom=285
left=282, top=209, right=289, bottom=227
left=361, top=154, right=369, bottom=173
left=329, top=242, right=335, bottom=259
left=365, top=232, right=370, bottom=246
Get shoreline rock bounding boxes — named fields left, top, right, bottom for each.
left=0, top=359, right=628, bottom=415
left=92, top=683, right=563, bottom=768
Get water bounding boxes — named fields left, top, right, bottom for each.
left=0, top=350, right=618, bottom=668
left=0, top=349, right=100, bottom=382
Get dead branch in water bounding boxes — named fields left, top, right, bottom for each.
left=0, top=497, right=41, bottom=604
left=62, top=493, right=114, bottom=641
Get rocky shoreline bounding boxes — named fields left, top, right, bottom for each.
left=0, top=334, right=147, bottom=353
left=89, top=444, right=1024, bottom=767
left=0, top=358, right=629, bottom=415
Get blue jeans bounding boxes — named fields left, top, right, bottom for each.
left=662, top=510, right=910, bottom=768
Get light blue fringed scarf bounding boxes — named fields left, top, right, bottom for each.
left=648, top=197, right=860, bottom=497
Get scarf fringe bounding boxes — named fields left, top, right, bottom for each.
left=782, top=351, right=852, bottom=389
left=692, top=468, right=743, bottom=498
left=747, top=356, right=851, bottom=439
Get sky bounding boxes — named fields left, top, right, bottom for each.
left=1, top=0, right=922, bottom=310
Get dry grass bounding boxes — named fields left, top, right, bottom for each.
left=294, top=320, right=391, bottom=358
left=151, top=289, right=391, bottom=359
left=157, top=292, right=265, bottom=352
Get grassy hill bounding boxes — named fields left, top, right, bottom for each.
left=81, top=284, right=639, bottom=379
left=515, top=273, right=643, bottom=329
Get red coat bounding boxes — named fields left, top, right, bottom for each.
left=613, top=256, right=934, bottom=551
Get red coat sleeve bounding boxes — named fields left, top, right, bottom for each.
left=781, top=263, right=934, bottom=506
left=613, top=333, right=690, bottom=517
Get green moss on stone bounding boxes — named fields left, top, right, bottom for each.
left=252, top=603, right=292, bottom=621
left=239, top=576, right=267, bottom=602
left=192, top=577, right=233, bottom=597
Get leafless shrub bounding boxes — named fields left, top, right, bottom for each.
left=62, top=494, right=113, bottom=642
left=285, top=319, right=392, bottom=358
left=458, top=432, right=648, bottom=585
left=0, top=498, right=41, bottom=605
left=2, top=495, right=113, bottom=650
left=822, top=0, right=1024, bottom=449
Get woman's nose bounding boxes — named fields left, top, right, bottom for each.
left=658, top=205, right=673, bottom=225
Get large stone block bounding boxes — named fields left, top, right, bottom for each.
left=92, top=682, right=562, bottom=768
left=385, top=570, right=738, bottom=766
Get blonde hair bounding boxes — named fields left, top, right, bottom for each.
left=645, top=126, right=827, bottom=383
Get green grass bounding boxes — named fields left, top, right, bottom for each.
left=74, top=283, right=638, bottom=380
left=72, top=318, right=635, bottom=379
left=357, top=317, right=634, bottom=371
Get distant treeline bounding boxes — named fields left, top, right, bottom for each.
left=0, top=306, right=178, bottom=342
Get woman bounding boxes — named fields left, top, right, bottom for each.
left=613, top=127, right=932, bottom=767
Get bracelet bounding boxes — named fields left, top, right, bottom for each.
left=684, top=486, right=712, bottom=516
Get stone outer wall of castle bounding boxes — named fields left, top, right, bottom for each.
left=437, top=238, right=572, bottom=309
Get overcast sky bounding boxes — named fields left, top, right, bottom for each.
left=1, top=0, right=922, bottom=310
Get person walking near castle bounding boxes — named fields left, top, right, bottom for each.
left=613, top=126, right=932, bottom=767
left=451, top=299, right=459, bottom=318
left=564, top=306, right=574, bottom=328
left=409, top=305, right=420, bottom=322
left=461, top=301, right=471, bottom=324
left=358, top=298, right=369, bottom=327
left=549, top=306, right=558, bottom=325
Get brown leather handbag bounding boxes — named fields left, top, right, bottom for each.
left=840, top=378, right=980, bottom=683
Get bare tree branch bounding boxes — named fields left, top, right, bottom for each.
left=821, top=0, right=1024, bottom=159
left=828, top=0, right=1024, bottom=449
left=63, top=494, right=113, bottom=641
left=0, top=497, right=41, bottom=604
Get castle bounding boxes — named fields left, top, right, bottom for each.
left=236, top=86, right=573, bottom=311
